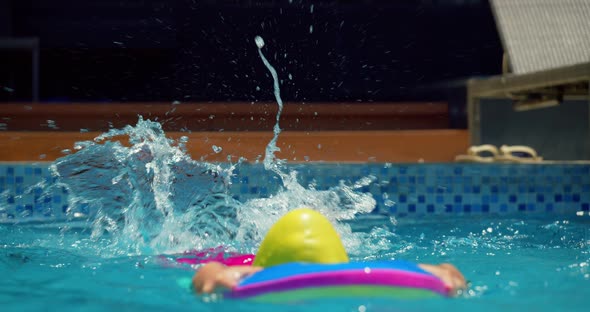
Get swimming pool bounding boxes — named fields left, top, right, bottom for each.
left=0, top=119, right=589, bottom=311
left=1, top=211, right=588, bottom=311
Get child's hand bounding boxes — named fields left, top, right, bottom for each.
left=418, top=263, right=467, bottom=295
left=192, top=262, right=263, bottom=294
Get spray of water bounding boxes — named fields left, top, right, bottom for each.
left=50, top=37, right=381, bottom=257
left=52, top=117, right=242, bottom=255
left=254, top=35, right=286, bottom=176
left=234, top=36, right=377, bottom=254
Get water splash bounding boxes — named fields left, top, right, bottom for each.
left=237, top=173, right=377, bottom=254
left=50, top=116, right=379, bottom=256
left=254, top=35, right=285, bottom=176
left=48, top=38, right=380, bottom=257
left=244, top=36, right=377, bottom=253
left=52, top=117, right=241, bottom=255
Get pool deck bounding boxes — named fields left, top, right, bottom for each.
left=0, top=102, right=469, bottom=162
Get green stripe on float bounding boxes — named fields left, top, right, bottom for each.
left=249, top=286, right=440, bottom=303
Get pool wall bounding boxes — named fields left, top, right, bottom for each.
left=1, top=162, right=588, bottom=223
left=1, top=103, right=587, bottom=222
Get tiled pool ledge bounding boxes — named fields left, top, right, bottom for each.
left=0, top=162, right=588, bottom=222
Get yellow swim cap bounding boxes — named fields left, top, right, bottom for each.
left=253, top=208, right=349, bottom=267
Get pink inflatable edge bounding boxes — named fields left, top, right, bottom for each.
left=175, top=249, right=256, bottom=266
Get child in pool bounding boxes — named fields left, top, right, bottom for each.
left=192, top=208, right=467, bottom=296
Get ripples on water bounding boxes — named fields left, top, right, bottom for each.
left=1, top=214, right=588, bottom=311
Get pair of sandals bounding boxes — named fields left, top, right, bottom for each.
left=455, top=145, right=543, bottom=163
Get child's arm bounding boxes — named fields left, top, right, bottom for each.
left=192, top=262, right=262, bottom=294
left=418, top=263, right=467, bottom=295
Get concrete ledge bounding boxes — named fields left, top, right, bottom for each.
left=0, top=130, right=469, bottom=163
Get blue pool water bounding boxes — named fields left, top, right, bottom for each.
left=1, top=214, right=589, bottom=311
left=1, top=119, right=589, bottom=311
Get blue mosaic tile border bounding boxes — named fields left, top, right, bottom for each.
left=231, top=163, right=590, bottom=216
left=0, top=163, right=69, bottom=222
left=1, top=162, right=589, bottom=222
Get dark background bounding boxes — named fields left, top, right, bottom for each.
left=0, top=0, right=502, bottom=103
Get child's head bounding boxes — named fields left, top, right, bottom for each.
left=253, top=208, right=349, bottom=267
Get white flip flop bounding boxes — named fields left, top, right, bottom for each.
left=495, top=145, right=543, bottom=163
left=455, top=145, right=500, bottom=163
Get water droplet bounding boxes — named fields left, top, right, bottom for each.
left=508, top=281, right=518, bottom=287
left=309, top=25, right=313, bottom=34
left=288, top=73, right=293, bottom=80
left=254, top=36, right=265, bottom=49
left=212, top=145, right=223, bottom=154
left=46, top=120, right=59, bottom=129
